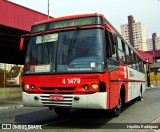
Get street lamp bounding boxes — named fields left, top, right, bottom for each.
left=146, top=59, right=149, bottom=63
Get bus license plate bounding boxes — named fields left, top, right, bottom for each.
left=50, top=95, right=63, bottom=101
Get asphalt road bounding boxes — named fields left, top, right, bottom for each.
left=0, top=88, right=160, bottom=132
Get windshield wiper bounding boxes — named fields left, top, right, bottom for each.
left=67, top=26, right=81, bottom=63
left=41, top=30, right=50, bottom=64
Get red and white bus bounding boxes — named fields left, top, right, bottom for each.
left=20, top=13, right=146, bottom=117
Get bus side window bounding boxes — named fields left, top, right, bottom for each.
left=127, top=47, right=133, bottom=67
left=109, top=33, right=116, bottom=56
left=132, top=52, right=137, bottom=70
left=137, top=57, right=144, bottom=73
left=105, top=30, right=112, bottom=57
left=136, top=55, right=139, bottom=71
left=105, top=30, right=119, bottom=71
left=117, top=37, right=122, bottom=51
left=117, top=36, right=126, bottom=64
left=118, top=50, right=126, bottom=64
left=128, top=47, right=131, bottom=57
left=125, top=45, right=129, bottom=55
left=122, top=41, right=125, bottom=53
left=105, top=30, right=117, bottom=59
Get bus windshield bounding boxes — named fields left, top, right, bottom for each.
left=24, top=28, right=105, bottom=74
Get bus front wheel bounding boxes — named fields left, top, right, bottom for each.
left=110, top=95, right=124, bottom=117
left=54, top=107, right=70, bottom=116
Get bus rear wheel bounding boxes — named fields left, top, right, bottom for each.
left=54, top=107, right=70, bottom=116
left=136, top=89, right=142, bottom=101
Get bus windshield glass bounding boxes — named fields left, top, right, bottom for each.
left=24, top=28, right=105, bottom=74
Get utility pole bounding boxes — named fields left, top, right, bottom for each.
left=152, top=33, right=157, bottom=88
left=48, top=0, right=49, bottom=19
left=152, top=33, right=156, bottom=63
left=146, top=59, right=150, bottom=88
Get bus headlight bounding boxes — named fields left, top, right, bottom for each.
left=91, top=84, right=99, bottom=90
left=24, top=84, right=30, bottom=91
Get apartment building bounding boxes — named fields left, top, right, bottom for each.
left=146, top=33, right=160, bottom=51
left=121, top=15, right=147, bottom=51
left=0, top=63, right=13, bottom=71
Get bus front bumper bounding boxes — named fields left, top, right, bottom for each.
left=22, top=92, right=107, bottom=109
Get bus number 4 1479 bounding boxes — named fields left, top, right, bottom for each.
left=62, top=78, right=81, bottom=84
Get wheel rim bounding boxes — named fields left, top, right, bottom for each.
left=117, top=97, right=122, bottom=109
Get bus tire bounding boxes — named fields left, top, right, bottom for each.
left=54, top=107, right=70, bottom=116
left=110, top=95, right=123, bottom=117
left=137, top=88, right=142, bottom=101
left=110, top=87, right=125, bottom=117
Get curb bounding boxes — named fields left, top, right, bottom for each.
left=0, top=105, right=23, bottom=110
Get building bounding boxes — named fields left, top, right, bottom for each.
left=0, top=63, right=14, bottom=71
left=0, top=0, right=52, bottom=64
left=146, top=33, right=160, bottom=51
left=121, top=15, right=147, bottom=51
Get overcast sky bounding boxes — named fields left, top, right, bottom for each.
left=8, top=0, right=160, bottom=38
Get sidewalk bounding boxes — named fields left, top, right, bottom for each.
left=0, top=97, right=23, bottom=110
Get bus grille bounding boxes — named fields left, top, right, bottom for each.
left=39, top=87, right=76, bottom=94
left=40, top=95, right=73, bottom=107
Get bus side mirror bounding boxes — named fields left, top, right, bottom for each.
left=19, top=34, right=29, bottom=51
left=20, top=37, right=24, bottom=51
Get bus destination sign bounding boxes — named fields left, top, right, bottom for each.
left=31, top=16, right=103, bottom=33
left=51, top=18, right=93, bottom=29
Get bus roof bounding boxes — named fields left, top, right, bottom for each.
left=34, top=13, right=105, bottom=25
